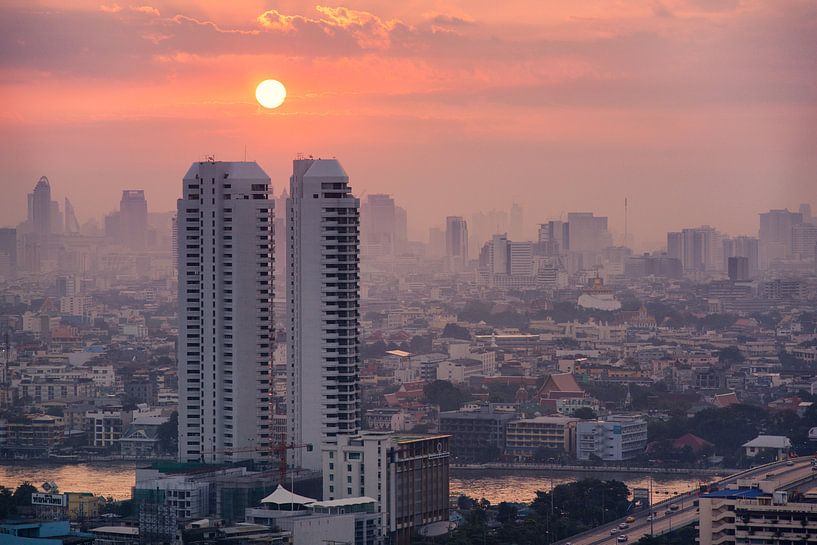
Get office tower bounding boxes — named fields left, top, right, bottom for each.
left=538, top=221, right=570, bottom=256
left=28, top=176, right=52, bottom=238
left=759, top=208, right=802, bottom=268
left=120, top=190, right=149, bottom=249
left=445, top=216, right=468, bottom=271
left=668, top=226, right=723, bottom=272
left=510, top=202, right=524, bottom=240
left=566, top=212, right=611, bottom=254
left=361, top=194, right=396, bottom=258
left=287, top=158, right=361, bottom=471
left=0, top=229, right=16, bottom=279
left=800, top=203, right=813, bottom=224
left=667, top=231, right=683, bottom=261
left=792, top=223, right=817, bottom=260
left=49, top=201, right=63, bottom=235
left=176, top=161, right=274, bottom=464
left=64, top=198, right=80, bottom=235
left=394, top=205, right=407, bottom=252
left=724, top=236, right=759, bottom=278
left=728, top=256, right=750, bottom=281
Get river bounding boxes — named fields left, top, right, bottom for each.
left=0, top=462, right=719, bottom=504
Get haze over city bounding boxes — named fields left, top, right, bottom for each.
left=3, top=0, right=816, bottom=246
left=2, top=3, right=817, bottom=545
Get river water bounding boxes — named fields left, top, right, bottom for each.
left=0, top=462, right=719, bottom=504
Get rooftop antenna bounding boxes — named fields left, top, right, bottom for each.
left=244, top=145, right=247, bottom=162
left=624, top=197, right=628, bottom=248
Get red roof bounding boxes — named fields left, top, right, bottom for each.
left=673, top=433, right=713, bottom=453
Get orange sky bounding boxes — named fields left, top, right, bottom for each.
left=1, top=0, right=815, bottom=246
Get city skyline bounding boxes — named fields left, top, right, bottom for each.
left=3, top=1, right=816, bottom=244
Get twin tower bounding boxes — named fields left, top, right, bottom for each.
left=176, top=158, right=361, bottom=471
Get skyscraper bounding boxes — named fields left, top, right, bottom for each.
left=361, top=194, right=397, bottom=258
left=445, top=216, right=468, bottom=271
left=566, top=212, right=611, bottom=254
left=120, top=190, right=149, bottom=249
left=759, top=208, right=802, bottom=268
left=28, top=176, right=52, bottom=238
left=287, top=157, right=361, bottom=471
left=0, top=228, right=17, bottom=279
left=176, top=161, right=274, bottom=464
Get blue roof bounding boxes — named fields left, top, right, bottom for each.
left=703, top=487, right=766, bottom=499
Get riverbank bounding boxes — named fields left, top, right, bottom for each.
left=452, top=462, right=734, bottom=475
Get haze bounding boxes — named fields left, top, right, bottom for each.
left=1, top=0, right=816, bottom=247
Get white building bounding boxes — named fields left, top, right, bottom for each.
left=576, top=415, right=647, bottom=461
left=321, top=432, right=450, bottom=545
left=287, top=158, right=361, bottom=471
left=176, top=161, right=274, bottom=464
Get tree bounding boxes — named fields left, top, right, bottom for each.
left=12, top=483, right=36, bottom=506
left=496, top=502, right=518, bottom=523
left=423, top=380, right=469, bottom=411
left=718, top=346, right=745, bottom=365
left=157, top=411, right=178, bottom=453
left=442, top=323, right=470, bottom=340
left=573, top=407, right=598, bottom=420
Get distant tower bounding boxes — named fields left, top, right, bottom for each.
left=176, top=161, right=274, bottom=464
left=29, top=176, right=52, bottom=238
left=119, top=190, right=149, bottom=249
left=64, top=198, right=80, bottom=235
left=287, top=157, right=361, bottom=471
left=445, top=216, right=468, bottom=271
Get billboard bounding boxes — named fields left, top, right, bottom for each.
left=32, top=493, right=67, bottom=507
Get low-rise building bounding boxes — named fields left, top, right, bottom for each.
left=439, top=404, right=517, bottom=462
left=576, top=415, right=648, bottom=461
left=505, top=416, right=578, bottom=460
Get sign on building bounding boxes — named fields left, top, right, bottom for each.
left=32, top=493, right=67, bottom=507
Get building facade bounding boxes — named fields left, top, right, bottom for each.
left=287, top=158, right=361, bottom=471
left=176, top=161, right=274, bottom=464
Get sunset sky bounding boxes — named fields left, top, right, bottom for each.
left=2, top=0, right=815, bottom=247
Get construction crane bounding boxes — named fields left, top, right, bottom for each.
left=195, top=435, right=312, bottom=486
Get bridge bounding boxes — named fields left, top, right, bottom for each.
left=554, top=457, right=816, bottom=545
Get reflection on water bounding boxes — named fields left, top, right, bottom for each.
left=0, top=462, right=138, bottom=499
left=450, top=469, right=721, bottom=505
left=0, top=462, right=720, bottom=505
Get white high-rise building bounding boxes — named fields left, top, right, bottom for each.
left=176, top=161, right=274, bottom=464
left=287, top=158, right=361, bottom=471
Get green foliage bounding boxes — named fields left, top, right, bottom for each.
left=0, top=483, right=40, bottom=518
left=157, top=411, right=178, bottom=453
left=423, top=380, right=470, bottom=411
left=717, top=346, right=745, bottom=365
left=441, top=323, right=471, bottom=340
left=573, top=407, right=598, bottom=420
left=431, top=479, right=631, bottom=545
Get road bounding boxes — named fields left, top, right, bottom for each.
left=554, top=457, right=815, bottom=545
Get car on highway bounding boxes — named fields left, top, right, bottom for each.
left=669, top=504, right=680, bottom=511
left=617, top=535, right=629, bottom=542
left=619, top=522, right=629, bottom=529
left=610, top=528, right=620, bottom=535
left=646, top=514, right=654, bottom=521
left=625, top=516, right=635, bottom=523
left=787, top=460, right=795, bottom=466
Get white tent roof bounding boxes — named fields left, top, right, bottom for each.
left=260, top=485, right=316, bottom=506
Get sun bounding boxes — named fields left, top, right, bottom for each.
left=255, top=79, right=286, bottom=109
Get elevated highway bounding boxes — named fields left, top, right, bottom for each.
left=554, top=457, right=815, bottom=545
